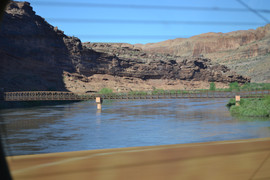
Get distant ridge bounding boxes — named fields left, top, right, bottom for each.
left=135, top=24, right=270, bottom=82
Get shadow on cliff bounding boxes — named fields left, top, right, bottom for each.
left=0, top=2, right=77, bottom=92
left=0, top=48, right=70, bottom=91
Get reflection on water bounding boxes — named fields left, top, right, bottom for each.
left=1, top=99, right=270, bottom=156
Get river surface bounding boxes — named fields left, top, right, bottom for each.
left=1, top=99, right=270, bottom=156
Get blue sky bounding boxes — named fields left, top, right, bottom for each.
left=22, top=0, right=270, bottom=44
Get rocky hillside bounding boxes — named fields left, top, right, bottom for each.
left=0, top=1, right=250, bottom=93
left=135, top=25, right=270, bottom=82
left=84, top=42, right=249, bottom=82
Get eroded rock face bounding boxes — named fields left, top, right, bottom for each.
left=0, top=1, right=250, bottom=92
left=82, top=43, right=250, bottom=83
left=134, top=25, right=270, bottom=82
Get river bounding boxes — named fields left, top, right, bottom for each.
left=1, top=99, right=270, bottom=156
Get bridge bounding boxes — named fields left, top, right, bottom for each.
left=1, top=90, right=270, bottom=101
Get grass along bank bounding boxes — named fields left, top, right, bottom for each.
left=97, top=83, right=270, bottom=95
left=227, top=96, right=270, bottom=117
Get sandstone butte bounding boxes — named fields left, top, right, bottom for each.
left=3, top=1, right=269, bottom=94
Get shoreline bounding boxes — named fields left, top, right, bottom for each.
left=227, top=96, right=270, bottom=117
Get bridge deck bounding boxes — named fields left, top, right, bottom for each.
left=7, top=138, right=270, bottom=180
left=3, top=90, right=270, bottom=101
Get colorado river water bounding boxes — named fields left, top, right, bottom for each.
left=1, top=99, right=270, bottom=156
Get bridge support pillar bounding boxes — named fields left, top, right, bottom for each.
left=235, top=95, right=240, bottom=106
left=96, top=97, right=103, bottom=110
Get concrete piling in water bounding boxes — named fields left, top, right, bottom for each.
left=235, top=95, right=240, bottom=106
left=96, top=97, right=103, bottom=110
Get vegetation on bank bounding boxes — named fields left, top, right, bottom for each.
left=210, top=82, right=270, bottom=92
left=128, top=89, right=191, bottom=95
left=97, top=83, right=270, bottom=95
left=98, top=88, right=114, bottom=94
left=227, top=96, right=270, bottom=117
left=209, top=82, right=216, bottom=91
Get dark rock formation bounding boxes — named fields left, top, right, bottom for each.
left=84, top=42, right=250, bottom=83
left=0, top=1, right=81, bottom=91
left=0, top=1, right=250, bottom=92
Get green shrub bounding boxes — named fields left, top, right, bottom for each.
left=229, top=82, right=240, bottom=91
left=181, top=90, right=189, bottom=94
left=230, top=105, right=241, bottom=115
left=226, top=98, right=236, bottom=107
left=240, top=83, right=270, bottom=91
left=265, top=95, right=270, bottom=104
left=152, top=89, right=166, bottom=94
left=227, top=96, right=270, bottom=117
left=209, top=82, right=216, bottom=91
left=128, top=91, right=148, bottom=95
left=99, top=88, right=114, bottom=94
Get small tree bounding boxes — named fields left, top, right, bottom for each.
left=229, top=82, right=240, bottom=91
left=209, top=82, right=216, bottom=91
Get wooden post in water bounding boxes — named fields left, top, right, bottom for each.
left=96, top=97, right=103, bottom=110
left=235, top=95, right=240, bottom=106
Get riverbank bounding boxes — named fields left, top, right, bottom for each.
left=97, top=82, right=270, bottom=95
left=63, top=73, right=230, bottom=94
left=227, top=96, right=270, bottom=117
